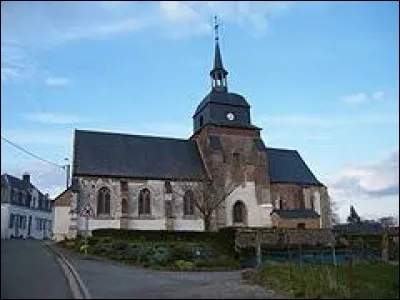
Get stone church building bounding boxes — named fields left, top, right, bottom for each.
left=53, top=36, right=331, bottom=240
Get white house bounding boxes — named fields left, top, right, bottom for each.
left=1, top=173, right=52, bottom=240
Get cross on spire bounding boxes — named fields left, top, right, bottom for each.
left=214, top=15, right=219, bottom=42
left=210, top=15, right=228, bottom=92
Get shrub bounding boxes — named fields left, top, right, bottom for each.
left=174, top=260, right=195, bottom=270
left=91, top=228, right=237, bottom=255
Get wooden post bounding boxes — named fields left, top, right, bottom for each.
left=256, top=228, right=262, bottom=267
left=381, top=230, right=389, bottom=263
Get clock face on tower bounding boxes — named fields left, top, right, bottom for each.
left=226, top=112, right=235, bottom=121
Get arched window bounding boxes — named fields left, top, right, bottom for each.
left=97, top=187, right=111, bottom=215
left=183, top=190, right=195, bottom=216
left=121, top=198, right=128, bottom=214
left=233, top=201, right=246, bottom=224
left=139, top=188, right=151, bottom=215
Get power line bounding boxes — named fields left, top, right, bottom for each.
left=1, top=135, right=65, bottom=170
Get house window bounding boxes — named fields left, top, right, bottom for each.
left=18, top=191, right=23, bottom=205
left=139, top=188, right=151, bottom=215
left=183, top=190, right=195, bottom=216
left=19, top=216, right=24, bottom=228
left=27, top=194, right=32, bottom=207
left=297, top=223, right=306, bottom=229
left=199, top=116, right=204, bottom=127
left=121, top=198, right=128, bottom=214
left=310, top=194, right=315, bottom=211
left=9, top=214, right=14, bottom=228
left=120, top=181, right=128, bottom=193
left=165, top=181, right=172, bottom=194
left=97, top=187, right=111, bottom=215
left=233, top=201, right=246, bottom=223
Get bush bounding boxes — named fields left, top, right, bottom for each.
left=174, top=260, right=195, bottom=270
left=91, top=228, right=237, bottom=256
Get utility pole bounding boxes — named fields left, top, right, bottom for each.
left=64, top=158, right=70, bottom=189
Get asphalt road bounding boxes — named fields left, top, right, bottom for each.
left=56, top=244, right=284, bottom=299
left=1, top=239, right=73, bottom=299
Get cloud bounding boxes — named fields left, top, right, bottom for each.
left=341, top=93, right=367, bottom=105
left=23, top=112, right=86, bottom=124
left=341, top=91, right=386, bottom=106
left=328, top=148, right=399, bottom=198
left=259, top=113, right=399, bottom=127
left=327, top=149, right=399, bottom=222
left=61, top=17, right=153, bottom=42
left=1, top=44, right=37, bottom=83
left=45, top=77, right=70, bottom=87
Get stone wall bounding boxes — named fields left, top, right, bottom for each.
left=270, top=214, right=320, bottom=229
left=74, top=176, right=204, bottom=232
left=234, top=228, right=336, bottom=249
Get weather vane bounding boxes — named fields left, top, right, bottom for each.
left=214, top=15, right=219, bottom=42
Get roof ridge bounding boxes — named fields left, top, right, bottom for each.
left=266, top=147, right=297, bottom=152
left=75, top=129, right=190, bottom=142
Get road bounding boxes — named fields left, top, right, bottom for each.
left=1, top=239, right=73, bottom=299
left=55, top=244, right=284, bottom=299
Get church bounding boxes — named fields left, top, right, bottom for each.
left=52, top=28, right=331, bottom=240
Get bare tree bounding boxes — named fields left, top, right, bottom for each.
left=174, top=160, right=247, bottom=231
left=327, top=196, right=341, bottom=226
left=377, top=216, right=398, bottom=228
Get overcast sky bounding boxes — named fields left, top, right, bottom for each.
left=1, top=1, right=398, bottom=223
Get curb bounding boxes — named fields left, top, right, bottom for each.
left=42, top=241, right=91, bottom=299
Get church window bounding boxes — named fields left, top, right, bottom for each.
left=165, top=181, right=172, bottom=194
left=121, top=198, right=128, bottom=214
left=279, top=199, right=284, bottom=210
left=139, top=188, right=151, bottom=215
left=97, top=187, right=111, bottom=215
left=120, top=181, right=128, bottom=193
left=233, top=152, right=240, bottom=164
left=183, top=190, right=195, bottom=215
left=299, top=196, right=305, bottom=209
left=233, top=201, right=246, bottom=223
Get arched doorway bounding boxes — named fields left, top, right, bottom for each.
left=232, top=201, right=247, bottom=225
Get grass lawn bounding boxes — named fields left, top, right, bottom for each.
left=248, top=262, right=399, bottom=299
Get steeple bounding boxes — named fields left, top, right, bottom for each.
left=210, top=15, right=228, bottom=92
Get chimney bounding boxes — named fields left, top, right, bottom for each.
left=22, top=172, right=30, bottom=184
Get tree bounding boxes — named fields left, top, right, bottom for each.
left=174, top=158, right=247, bottom=231
left=347, top=205, right=361, bottom=224
left=377, top=216, right=398, bottom=228
left=327, top=196, right=341, bottom=225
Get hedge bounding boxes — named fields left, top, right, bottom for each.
left=91, top=227, right=237, bottom=255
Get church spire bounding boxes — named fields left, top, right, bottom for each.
left=210, top=15, right=228, bottom=92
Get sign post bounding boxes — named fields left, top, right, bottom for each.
left=80, top=203, right=94, bottom=255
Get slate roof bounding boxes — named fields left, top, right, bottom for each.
left=270, top=209, right=320, bottom=219
left=266, top=147, right=324, bottom=186
left=73, top=130, right=323, bottom=186
left=194, top=90, right=250, bottom=116
left=73, top=130, right=206, bottom=180
left=211, top=42, right=227, bottom=75
left=1, top=174, right=45, bottom=196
